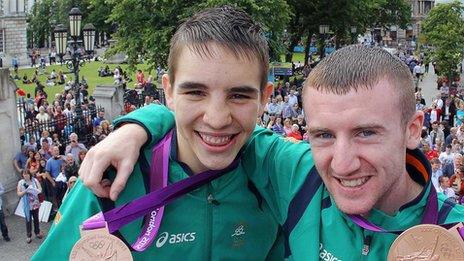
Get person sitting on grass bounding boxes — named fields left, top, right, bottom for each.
left=22, top=74, right=32, bottom=84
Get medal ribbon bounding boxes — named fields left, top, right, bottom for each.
left=347, top=186, right=464, bottom=240
left=81, top=130, right=240, bottom=251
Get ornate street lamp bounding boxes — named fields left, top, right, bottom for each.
left=83, top=24, right=96, bottom=53
left=69, top=7, right=82, bottom=37
left=54, top=7, right=96, bottom=143
left=53, top=24, right=67, bottom=55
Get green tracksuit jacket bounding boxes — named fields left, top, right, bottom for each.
left=32, top=109, right=282, bottom=260
left=119, top=104, right=464, bottom=260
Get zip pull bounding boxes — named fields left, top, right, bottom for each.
left=362, top=235, right=371, bottom=256
left=207, top=194, right=220, bottom=205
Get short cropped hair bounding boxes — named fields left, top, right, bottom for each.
left=438, top=176, right=448, bottom=184
left=430, top=158, right=440, bottom=165
left=168, top=5, right=269, bottom=90
left=304, top=45, right=415, bottom=125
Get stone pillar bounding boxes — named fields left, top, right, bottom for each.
left=1, top=14, right=28, bottom=68
left=0, top=68, right=20, bottom=214
left=92, top=85, right=124, bottom=123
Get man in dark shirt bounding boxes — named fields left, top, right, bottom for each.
left=13, top=145, right=28, bottom=176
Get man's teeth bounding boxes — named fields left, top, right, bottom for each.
left=339, top=177, right=368, bottom=187
left=199, top=133, right=233, bottom=146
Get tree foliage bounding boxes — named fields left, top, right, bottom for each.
left=105, top=0, right=290, bottom=71
left=27, top=0, right=411, bottom=70
left=27, top=0, right=54, bottom=47
left=421, top=1, right=464, bottom=78
left=369, top=0, right=411, bottom=29
left=282, top=0, right=411, bottom=62
left=27, top=0, right=109, bottom=48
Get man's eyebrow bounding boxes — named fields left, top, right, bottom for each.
left=307, top=124, right=385, bottom=134
left=307, top=127, right=331, bottom=135
left=177, top=81, right=208, bottom=90
left=352, top=124, right=385, bottom=132
left=177, top=82, right=259, bottom=94
left=229, top=85, right=259, bottom=94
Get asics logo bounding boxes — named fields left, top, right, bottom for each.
left=155, top=232, right=196, bottom=248
left=155, top=232, right=169, bottom=248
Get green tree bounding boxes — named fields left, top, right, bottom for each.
left=283, top=0, right=317, bottom=63
left=202, top=0, right=291, bottom=61
left=106, top=0, right=290, bottom=71
left=369, top=0, right=411, bottom=29
left=87, top=0, right=113, bottom=45
left=421, top=1, right=464, bottom=80
left=54, top=0, right=91, bottom=26
left=283, top=0, right=410, bottom=64
left=27, top=0, right=53, bottom=47
left=27, top=0, right=93, bottom=48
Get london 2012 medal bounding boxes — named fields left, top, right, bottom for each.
left=388, top=224, right=464, bottom=261
left=70, top=225, right=133, bottom=261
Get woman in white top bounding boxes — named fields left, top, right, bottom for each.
left=17, top=169, right=43, bottom=243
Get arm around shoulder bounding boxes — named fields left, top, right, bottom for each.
left=113, top=104, right=175, bottom=148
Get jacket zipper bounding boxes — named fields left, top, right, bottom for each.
left=206, top=184, right=214, bottom=261
left=361, top=229, right=372, bottom=260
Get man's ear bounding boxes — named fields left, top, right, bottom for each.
left=162, top=74, right=174, bottom=111
left=259, top=82, right=274, bottom=115
left=406, top=110, right=425, bottom=149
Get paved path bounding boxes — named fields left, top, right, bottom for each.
left=0, top=214, right=51, bottom=260
left=418, top=64, right=439, bottom=105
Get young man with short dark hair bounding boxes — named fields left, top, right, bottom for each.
left=33, top=6, right=282, bottom=260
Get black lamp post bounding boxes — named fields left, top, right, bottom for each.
left=319, top=25, right=330, bottom=59
left=54, top=7, right=96, bottom=142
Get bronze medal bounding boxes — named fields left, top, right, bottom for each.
left=70, top=225, right=133, bottom=261
left=388, top=224, right=464, bottom=261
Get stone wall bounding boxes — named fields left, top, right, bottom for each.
left=0, top=68, right=20, bottom=214
left=1, top=14, right=28, bottom=68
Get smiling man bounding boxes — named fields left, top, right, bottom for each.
left=81, top=45, right=464, bottom=259
left=33, top=6, right=284, bottom=260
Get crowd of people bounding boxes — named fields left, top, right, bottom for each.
left=392, top=50, right=464, bottom=204
left=258, top=82, right=306, bottom=140
left=12, top=131, right=86, bottom=243
left=416, top=82, right=464, bottom=203
left=7, top=61, right=119, bottom=244
left=6, top=56, right=167, bottom=244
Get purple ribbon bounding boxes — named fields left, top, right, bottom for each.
left=82, top=130, right=240, bottom=252
left=347, top=186, right=464, bottom=240
left=131, top=129, right=171, bottom=251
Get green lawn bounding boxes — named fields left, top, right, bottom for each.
left=292, top=52, right=305, bottom=63
left=13, top=61, right=152, bottom=102
left=278, top=52, right=305, bottom=63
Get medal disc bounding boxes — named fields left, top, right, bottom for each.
left=388, top=224, right=464, bottom=261
left=70, top=231, right=133, bottom=261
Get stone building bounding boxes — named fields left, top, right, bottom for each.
left=376, top=0, right=435, bottom=50
left=409, top=0, right=435, bottom=38
left=0, top=0, right=31, bottom=68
